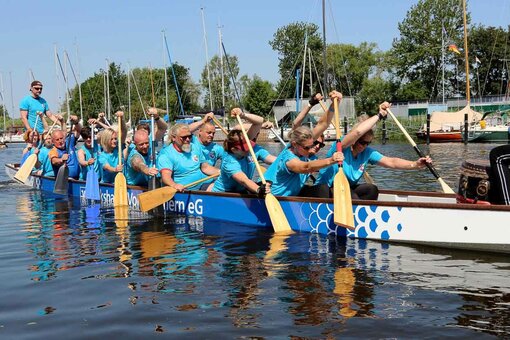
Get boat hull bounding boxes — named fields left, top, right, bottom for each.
left=468, top=127, right=510, bottom=143
left=416, top=131, right=463, bottom=143
left=5, top=163, right=510, bottom=254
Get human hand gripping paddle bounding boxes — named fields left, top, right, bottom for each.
left=386, top=108, right=455, bottom=194
left=332, top=98, right=355, bottom=230
left=114, top=115, right=128, bottom=207
left=85, top=124, right=100, bottom=201
left=54, top=122, right=74, bottom=195
left=14, top=114, right=48, bottom=184
left=137, top=174, right=219, bottom=212
left=235, top=114, right=292, bottom=233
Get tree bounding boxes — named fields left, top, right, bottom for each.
left=327, top=42, right=382, bottom=97
left=270, top=22, right=324, bottom=98
left=470, top=24, right=510, bottom=96
left=242, top=76, right=276, bottom=117
left=390, top=0, right=464, bottom=101
left=200, top=54, right=240, bottom=113
left=356, top=77, right=394, bottom=114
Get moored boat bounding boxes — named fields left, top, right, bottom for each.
left=5, top=163, right=510, bottom=254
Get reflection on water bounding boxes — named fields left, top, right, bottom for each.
left=1, top=143, right=510, bottom=337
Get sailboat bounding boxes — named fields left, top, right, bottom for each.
left=416, top=0, right=483, bottom=143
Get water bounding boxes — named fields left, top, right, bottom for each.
left=1, top=142, right=509, bottom=338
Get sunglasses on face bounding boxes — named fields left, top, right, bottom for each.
left=357, top=140, right=371, bottom=146
left=313, top=140, right=325, bottom=149
left=178, top=134, right=192, bottom=140
left=33, top=87, right=43, bottom=91
left=299, top=143, right=315, bottom=151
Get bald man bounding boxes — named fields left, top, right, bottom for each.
left=125, top=130, right=159, bottom=186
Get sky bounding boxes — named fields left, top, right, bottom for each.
left=0, top=0, right=509, bottom=119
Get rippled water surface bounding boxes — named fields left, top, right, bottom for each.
left=1, top=142, right=509, bottom=338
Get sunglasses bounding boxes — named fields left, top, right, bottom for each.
left=298, top=143, right=315, bottom=151
left=178, top=134, right=192, bottom=140
left=357, top=140, right=371, bottom=146
left=313, top=140, right=325, bottom=149
left=33, top=87, right=43, bottom=90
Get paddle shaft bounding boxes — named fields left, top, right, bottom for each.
left=270, top=127, right=286, bottom=146
left=211, top=115, right=228, bottom=135
left=235, top=115, right=266, bottom=184
left=386, top=109, right=442, bottom=180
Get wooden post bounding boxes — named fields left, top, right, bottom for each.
left=464, top=112, right=468, bottom=144
left=426, top=113, right=431, bottom=145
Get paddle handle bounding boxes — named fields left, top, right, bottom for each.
left=117, top=115, right=122, bottom=167
left=211, top=115, right=229, bottom=135
left=183, top=173, right=219, bottom=190
left=235, top=114, right=266, bottom=185
left=333, top=98, right=344, bottom=166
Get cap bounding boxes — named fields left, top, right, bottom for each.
left=31, top=80, right=43, bottom=87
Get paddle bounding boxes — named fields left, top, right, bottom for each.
left=211, top=115, right=228, bottom=135
left=113, top=115, right=128, bottom=207
left=138, top=174, right=219, bottom=212
left=318, top=100, right=375, bottom=186
left=386, top=108, right=455, bottom=194
left=85, top=124, right=100, bottom=201
left=54, top=123, right=73, bottom=195
left=148, top=115, right=157, bottom=191
left=14, top=115, right=44, bottom=183
left=332, top=98, right=355, bottom=229
left=235, top=114, right=292, bottom=233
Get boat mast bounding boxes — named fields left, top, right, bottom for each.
left=322, top=0, right=327, bottom=95
left=201, top=7, right=213, bottom=111
left=301, top=33, right=308, bottom=101
left=127, top=63, right=132, bottom=124
left=54, top=45, right=61, bottom=110
left=65, top=50, right=83, bottom=124
left=9, top=72, right=15, bottom=127
left=218, top=24, right=226, bottom=125
left=162, top=31, right=170, bottom=119
left=462, top=0, right=470, bottom=107
left=0, top=73, right=5, bottom=132
left=441, top=24, right=445, bottom=104
left=106, top=59, right=111, bottom=120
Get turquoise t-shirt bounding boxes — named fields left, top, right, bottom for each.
left=316, top=141, right=383, bottom=186
left=211, top=152, right=255, bottom=193
left=39, top=146, right=54, bottom=177
left=156, top=144, right=208, bottom=190
left=264, top=147, right=315, bottom=196
left=126, top=149, right=151, bottom=186
left=19, top=95, right=49, bottom=133
left=79, top=144, right=100, bottom=180
left=191, top=135, right=224, bottom=166
left=98, top=147, right=120, bottom=184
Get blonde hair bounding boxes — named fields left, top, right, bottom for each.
left=100, top=128, right=117, bottom=153
left=354, top=114, right=375, bottom=139
left=288, top=126, right=313, bottom=145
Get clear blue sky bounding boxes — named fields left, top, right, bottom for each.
left=0, top=0, right=508, bottom=118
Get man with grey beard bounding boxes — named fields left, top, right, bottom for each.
left=156, top=123, right=219, bottom=191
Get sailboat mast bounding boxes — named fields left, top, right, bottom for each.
left=462, top=0, right=470, bottom=105
left=106, top=59, right=111, bottom=120
left=0, top=73, right=5, bottom=132
left=162, top=31, right=170, bottom=119
left=218, top=25, right=226, bottom=125
left=54, top=45, right=61, bottom=109
left=322, top=0, right=327, bottom=95
left=201, top=7, right=213, bottom=111
left=441, top=24, right=445, bottom=104
left=9, top=72, right=15, bottom=127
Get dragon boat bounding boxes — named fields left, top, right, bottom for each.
left=5, top=162, right=510, bottom=254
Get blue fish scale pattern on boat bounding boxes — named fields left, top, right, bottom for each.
left=299, top=202, right=405, bottom=240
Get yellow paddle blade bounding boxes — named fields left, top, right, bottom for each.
left=114, top=173, right=128, bottom=207
left=138, top=186, right=177, bottom=212
left=114, top=205, right=129, bottom=228
left=265, top=193, right=293, bottom=233
left=334, top=171, right=355, bottom=230
left=438, top=178, right=455, bottom=194
left=14, top=154, right=37, bottom=184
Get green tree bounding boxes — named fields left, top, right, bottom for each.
left=270, top=22, right=324, bottom=98
left=200, top=54, right=239, bottom=112
left=470, top=24, right=510, bottom=96
left=327, top=42, right=382, bottom=97
left=390, top=0, right=464, bottom=101
left=356, top=77, right=394, bottom=114
left=243, top=76, right=276, bottom=117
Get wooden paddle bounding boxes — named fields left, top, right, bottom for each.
left=148, top=115, right=157, bottom=191
left=114, top=115, right=128, bottom=207
left=14, top=115, right=45, bottom=183
left=211, top=115, right=228, bottom=135
left=386, top=108, right=455, bottom=194
left=138, top=174, right=219, bottom=212
left=53, top=121, right=75, bottom=195
left=318, top=100, right=375, bottom=187
left=235, top=114, right=292, bottom=233
left=332, top=98, right=355, bottom=229
left=85, top=124, right=100, bottom=201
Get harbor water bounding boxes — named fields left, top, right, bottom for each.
left=0, top=141, right=509, bottom=338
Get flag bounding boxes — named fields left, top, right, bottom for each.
left=475, top=56, right=481, bottom=64
left=448, top=44, right=461, bottom=55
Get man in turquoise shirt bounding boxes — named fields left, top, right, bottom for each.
left=20, top=80, right=59, bottom=134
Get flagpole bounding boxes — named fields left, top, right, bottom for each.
left=442, top=24, right=445, bottom=104
left=462, top=0, right=470, bottom=106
